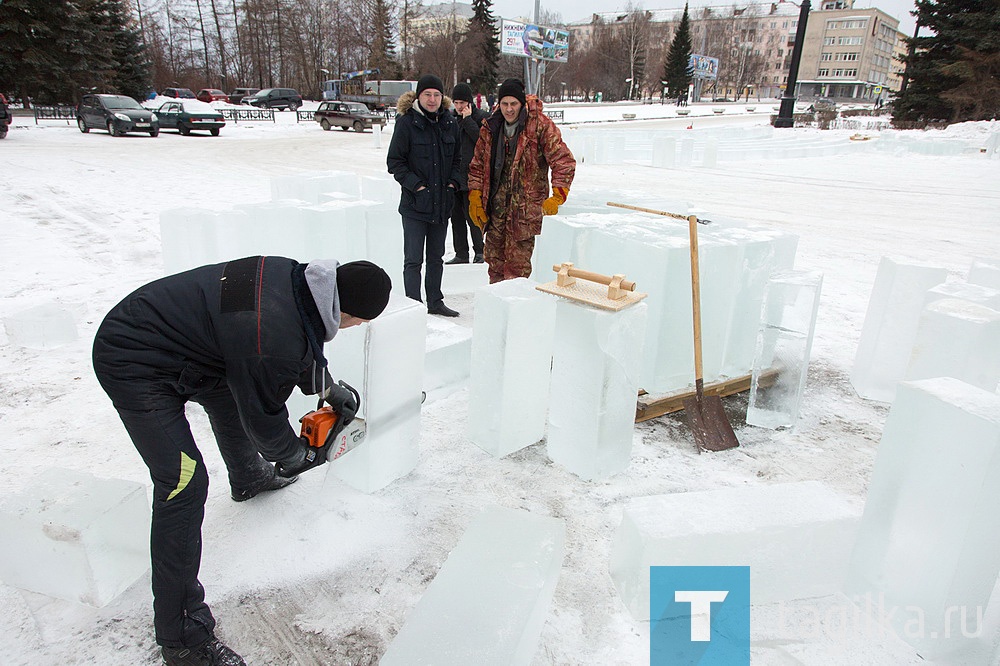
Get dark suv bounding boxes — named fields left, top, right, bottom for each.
left=228, top=87, right=260, bottom=105
left=77, top=94, right=159, bottom=137
left=314, top=101, right=386, bottom=132
left=243, top=88, right=302, bottom=111
left=0, top=93, right=11, bottom=139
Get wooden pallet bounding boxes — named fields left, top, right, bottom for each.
left=635, top=367, right=780, bottom=422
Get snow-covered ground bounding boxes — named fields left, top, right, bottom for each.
left=1, top=105, right=999, bottom=665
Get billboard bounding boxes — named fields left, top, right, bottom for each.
left=689, top=54, right=719, bottom=80
left=500, top=19, right=569, bottom=62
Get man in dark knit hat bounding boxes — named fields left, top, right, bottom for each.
left=92, top=257, right=391, bottom=666
left=446, top=82, right=489, bottom=265
left=467, top=78, right=576, bottom=283
left=387, top=73, right=463, bottom=316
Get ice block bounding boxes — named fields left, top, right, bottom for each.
left=467, top=279, right=557, bottom=457
left=610, top=481, right=859, bottom=620
left=746, top=270, right=823, bottom=430
left=364, top=208, right=404, bottom=296
left=905, top=298, right=1000, bottom=391
left=0, top=468, right=150, bottom=607
left=325, top=294, right=426, bottom=493
left=3, top=303, right=78, bottom=350
left=297, top=199, right=371, bottom=263
left=851, top=257, right=947, bottom=402
left=546, top=300, right=647, bottom=480
left=924, top=280, right=1000, bottom=311
left=424, top=314, right=472, bottom=398
left=159, top=207, right=221, bottom=273
left=441, top=263, right=489, bottom=296
left=846, top=378, right=1000, bottom=660
left=968, top=258, right=1000, bottom=290
left=379, top=506, right=566, bottom=666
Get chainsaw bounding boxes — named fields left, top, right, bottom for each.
left=277, top=380, right=364, bottom=477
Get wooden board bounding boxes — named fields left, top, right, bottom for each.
left=634, top=367, right=780, bottom=422
left=536, top=280, right=648, bottom=311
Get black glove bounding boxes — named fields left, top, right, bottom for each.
left=325, top=380, right=359, bottom=426
left=275, top=437, right=327, bottom=478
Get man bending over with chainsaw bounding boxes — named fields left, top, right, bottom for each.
left=93, top=257, right=391, bottom=666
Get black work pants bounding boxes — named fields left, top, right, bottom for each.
left=402, top=216, right=447, bottom=307
left=450, top=189, right=484, bottom=259
left=110, top=385, right=272, bottom=648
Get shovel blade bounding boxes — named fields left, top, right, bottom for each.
left=683, top=394, right=740, bottom=452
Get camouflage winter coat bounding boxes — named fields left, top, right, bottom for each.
left=467, top=96, right=575, bottom=241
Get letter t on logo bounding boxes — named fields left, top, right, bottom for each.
left=675, top=590, right=729, bottom=641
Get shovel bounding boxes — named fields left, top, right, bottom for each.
left=680, top=214, right=739, bottom=452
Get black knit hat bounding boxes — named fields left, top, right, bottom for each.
left=337, top=261, right=392, bottom=320
left=497, top=78, right=526, bottom=106
left=416, top=74, right=445, bottom=96
left=451, top=82, right=473, bottom=104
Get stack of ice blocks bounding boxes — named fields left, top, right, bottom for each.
left=379, top=506, right=565, bottom=666
left=610, top=481, right=859, bottom=620
left=846, top=378, right=1000, bottom=661
left=905, top=298, right=1000, bottom=391
left=851, top=256, right=947, bottom=403
left=324, top=294, right=426, bottom=493
left=467, top=279, right=557, bottom=457
left=546, top=299, right=647, bottom=480
left=0, top=468, right=150, bottom=607
left=746, top=270, right=823, bottom=430
left=532, top=211, right=796, bottom=394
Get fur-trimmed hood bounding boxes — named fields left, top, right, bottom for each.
left=396, top=90, right=453, bottom=115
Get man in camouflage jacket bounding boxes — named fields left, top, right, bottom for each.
left=467, top=78, right=576, bottom=283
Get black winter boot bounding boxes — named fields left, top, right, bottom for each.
left=161, top=636, right=246, bottom=666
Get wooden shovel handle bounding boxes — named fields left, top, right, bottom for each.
left=687, top=215, right=704, bottom=385
left=550, top=265, right=636, bottom=291
left=606, top=201, right=711, bottom=224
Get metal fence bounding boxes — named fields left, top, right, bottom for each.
left=296, top=110, right=315, bottom=122
left=219, top=107, right=275, bottom=123
left=34, top=106, right=77, bottom=124
left=548, top=109, right=564, bottom=122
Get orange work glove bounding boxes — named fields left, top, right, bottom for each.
left=468, top=189, right=488, bottom=229
left=542, top=187, right=569, bottom=215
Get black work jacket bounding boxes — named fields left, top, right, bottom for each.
left=93, top=256, right=330, bottom=463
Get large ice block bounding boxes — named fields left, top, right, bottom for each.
left=968, top=257, right=1000, bottom=290
left=379, top=506, right=566, bottom=666
left=270, top=170, right=361, bottom=203
left=546, top=300, right=647, bottom=480
left=0, top=468, right=150, bottom=607
left=846, top=378, right=1000, bottom=660
left=3, top=303, right=78, bottom=349
left=924, top=280, right=1000, bottom=311
left=160, top=207, right=223, bottom=273
left=441, top=262, right=489, bottom=295
left=905, top=298, right=1000, bottom=392
left=233, top=200, right=309, bottom=259
left=424, top=315, right=472, bottom=398
left=325, top=294, right=425, bottom=493
left=746, top=270, right=823, bottom=430
left=359, top=175, right=399, bottom=211
left=297, top=199, right=372, bottom=263
left=364, top=208, right=404, bottom=296
left=467, top=279, right=557, bottom=457
left=850, top=256, right=947, bottom=403
left=610, top=481, right=859, bottom=620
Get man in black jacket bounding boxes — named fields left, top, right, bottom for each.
left=93, top=257, right=391, bottom=666
left=386, top=73, right=462, bottom=317
left=445, top=82, right=488, bottom=265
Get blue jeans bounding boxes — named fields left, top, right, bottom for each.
left=402, top=216, right=447, bottom=307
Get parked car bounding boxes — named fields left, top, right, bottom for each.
left=228, top=87, right=260, bottom=105
left=314, top=100, right=386, bottom=132
left=196, top=88, right=229, bottom=104
left=242, top=87, right=302, bottom=111
left=77, top=94, right=159, bottom=137
left=0, top=93, right=11, bottom=139
left=809, top=97, right=837, bottom=112
left=155, top=99, right=225, bottom=136
left=162, top=87, right=197, bottom=99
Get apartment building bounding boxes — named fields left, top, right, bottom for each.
left=568, top=0, right=903, bottom=101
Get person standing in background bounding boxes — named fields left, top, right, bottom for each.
left=446, top=83, right=489, bottom=265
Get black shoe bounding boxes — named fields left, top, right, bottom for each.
left=446, top=256, right=469, bottom=265
left=231, top=465, right=298, bottom=502
left=162, top=637, right=246, bottom=666
left=473, top=254, right=484, bottom=263
left=427, top=303, right=460, bottom=317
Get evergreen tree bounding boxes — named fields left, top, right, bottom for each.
left=894, top=0, right=1000, bottom=123
left=464, top=0, right=499, bottom=95
left=104, top=0, right=151, bottom=100
left=662, top=3, right=693, bottom=100
left=370, top=0, right=400, bottom=79
left=0, top=0, right=70, bottom=103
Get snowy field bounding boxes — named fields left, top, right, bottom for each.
left=1, top=105, right=999, bottom=665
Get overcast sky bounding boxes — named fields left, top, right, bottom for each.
left=486, top=0, right=918, bottom=36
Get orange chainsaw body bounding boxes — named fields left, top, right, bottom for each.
left=299, top=406, right=342, bottom=448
